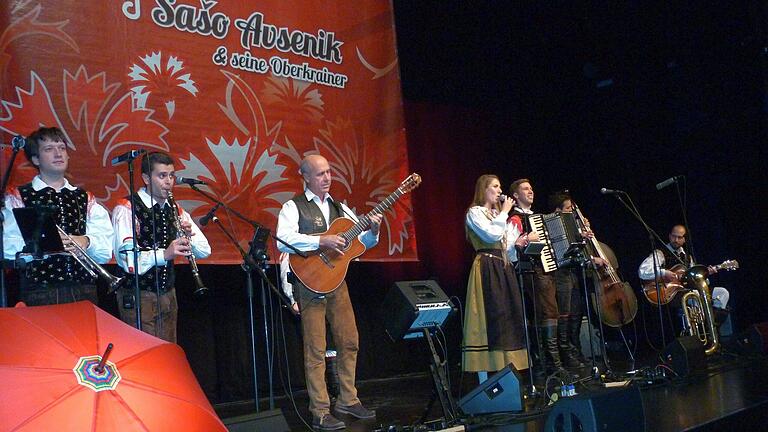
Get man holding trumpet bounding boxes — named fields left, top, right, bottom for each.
left=1, top=127, right=114, bottom=306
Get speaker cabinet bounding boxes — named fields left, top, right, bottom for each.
left=545, top=386, right=645, bottom=432
left=662, top=336, right=706, bottom=377
left=382, top=280, right=453, bottom=341
left=221, top=409, right=290, bottom=432
left=459, top=364, right=523, bottom=414
left=579, top=317, right=602, bottom=359
left=738, top=322, right=768, bottom=355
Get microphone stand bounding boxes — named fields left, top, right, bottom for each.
left=186, top=184, right=306, bottom=260
left=126, top=158, right=143, bottom=330
left=185, top=184, right=300, bottom=413
left=0, top=140, right=24, bottom=307
left=674, top=176, right=696, bottom=262
left=606, top=192, right=687, bottom=351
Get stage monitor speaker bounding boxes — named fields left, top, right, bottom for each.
left=662, top=336, right=706, bottom=377
left=738, top=322, right=768, bottom=355
left=544, top=386, right=645, bottom=432
left=221, top=409, right=290, bottom=432
left=382, top=280, right=453, bottom=341
left=579, top=316, right=602, bottom=359
left=459, top=364, right=523, bottom=414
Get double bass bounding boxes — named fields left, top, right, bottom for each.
left=572, top=202, right=638, bottom=327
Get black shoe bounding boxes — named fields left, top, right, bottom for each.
left=313, top=413, right=345, bottom=431
left=334, top=402, right=376, bottom=419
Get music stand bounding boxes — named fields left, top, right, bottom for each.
left=13, top=207, right=64, bottom=261
left=515, top=242, right=543, bottom=396
left=523, top=241, right=546, bottom=257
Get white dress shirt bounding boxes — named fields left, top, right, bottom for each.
left=276, top=189, right=379, bottom=254
left=2, top=176, right=114, bottom=263
left=112, top=187, right=211, bottom=275
left=638, top=244, right=687, bottom=281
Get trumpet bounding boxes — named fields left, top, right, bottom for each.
left=56, top=225, right=126, bottom=294
left=167, top=191, right=208, bottom=296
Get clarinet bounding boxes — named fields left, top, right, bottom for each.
left=167, top=191, right=209, bottom=296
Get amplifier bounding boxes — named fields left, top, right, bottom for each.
left=383, top=280, right=454, bottom=341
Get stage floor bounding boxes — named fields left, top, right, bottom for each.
left=216, top=351, right=768, bottom=431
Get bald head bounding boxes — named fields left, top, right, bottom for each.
left=300, top=154, right=332, bottom=198
left=669, top=225, right=686, bottom=249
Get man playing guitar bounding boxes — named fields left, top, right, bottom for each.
left=276, top=154, right=382, bottom=431
left=638, top=225, right=730, bottom=333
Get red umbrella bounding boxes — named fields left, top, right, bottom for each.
left=0, top=301, right=226, bottom=431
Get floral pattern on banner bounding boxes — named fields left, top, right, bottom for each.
left=0, top=1, right=416, bottom=263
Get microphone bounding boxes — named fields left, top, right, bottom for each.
left=499, top=194, right=508, bottom=203
left=175, top=175, right=207, bottom=185
left=11, top=135, right=26, bottom=150
left=111, top=149, right=146, bottom=166
left=656, top=175, right=683, bottom=190
left=199, top=203, right=221, bottom=227
left=600, top=187, right=625, bottom=195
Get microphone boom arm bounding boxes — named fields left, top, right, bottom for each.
left=184, top=184, right=307, bottom=258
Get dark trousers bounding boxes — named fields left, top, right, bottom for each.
left=555, top=270, right=583, bottom=317
left=19, top=279, right=97, bottom=306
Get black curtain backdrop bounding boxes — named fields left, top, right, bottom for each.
left=5, top=2, right=762, bottom=405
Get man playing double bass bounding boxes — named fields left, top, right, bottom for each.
left=276, top=154, right=382, bottom=431
left=548, top=191, right=616, bottom=366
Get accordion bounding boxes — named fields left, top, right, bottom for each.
left=528, top=212, right=584, bottom=272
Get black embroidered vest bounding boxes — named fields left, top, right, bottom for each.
left=118, top=195, right=176, bottom=293
left=19, top=183, right=93, bottom=285
left=291, top=193, right=342, bottom=235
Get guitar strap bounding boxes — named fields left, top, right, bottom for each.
left=327, top=197, right=345, bottom=221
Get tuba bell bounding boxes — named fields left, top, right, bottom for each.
left=680, top=265, right=720, bottom=355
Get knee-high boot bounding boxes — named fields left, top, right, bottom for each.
left=541, top=324, right=564, bottom=375
left=568, top=315, right=586, bottom=362
left=558, top=318, right=585, bottom=368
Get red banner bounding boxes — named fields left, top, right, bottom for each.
left=0, top=1, right=417, bottom=263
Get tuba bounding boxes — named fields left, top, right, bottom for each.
left=680, top=265, right=720, bottom=355
left=166, top=192, right=208, bottom=296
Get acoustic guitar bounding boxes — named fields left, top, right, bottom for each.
left=289, top=173, right=421, bottom=294
left=642, top=259, right=739, bottom=305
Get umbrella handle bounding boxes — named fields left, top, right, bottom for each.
left=95, top=343, right=114, bottom=373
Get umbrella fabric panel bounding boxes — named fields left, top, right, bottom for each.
left=0, top=302, right=226, bottom=431
left=0, top=368, right=82, bottom=430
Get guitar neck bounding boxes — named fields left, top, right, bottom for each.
left=339, top=187, right=405, bottom=242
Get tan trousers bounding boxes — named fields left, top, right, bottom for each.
left=117, top=288, right=178, bottom=343
left=297, top=280, right=360, bottom=418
